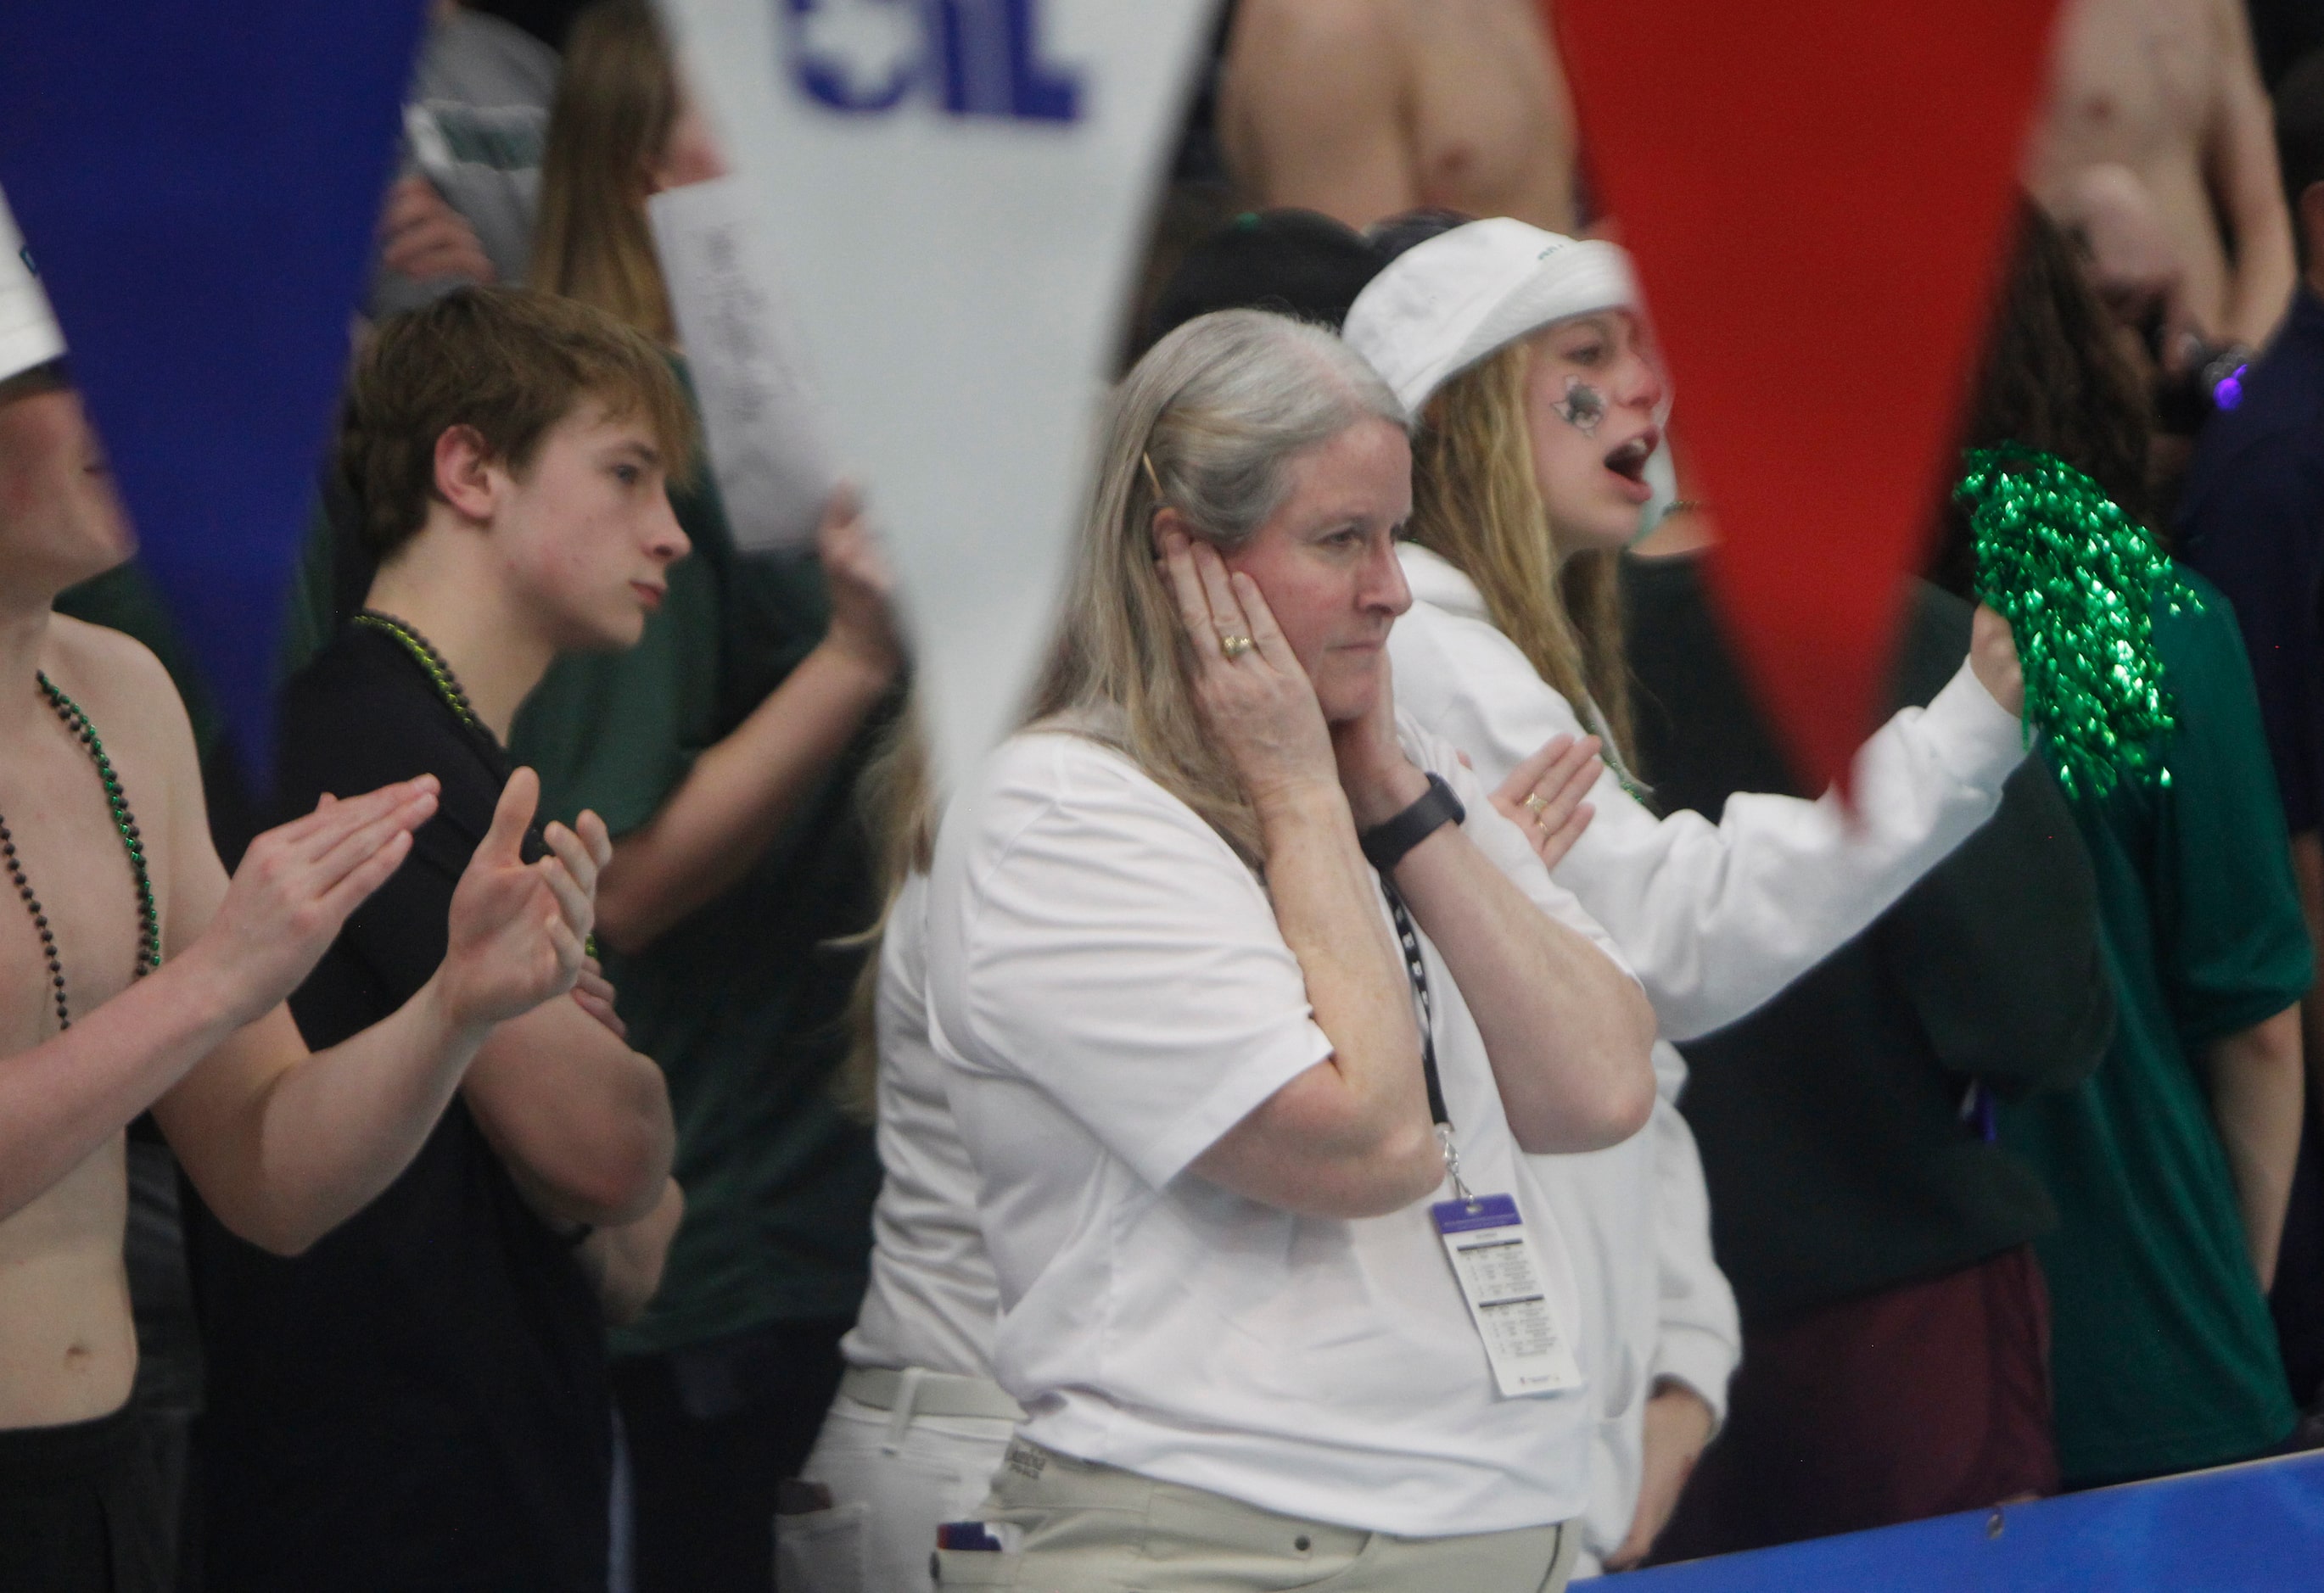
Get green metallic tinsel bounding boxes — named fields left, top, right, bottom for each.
left=1954, top=443, right=2197, bottom=802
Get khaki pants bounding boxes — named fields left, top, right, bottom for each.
left=932, top=1440, right=1578, bottom=1591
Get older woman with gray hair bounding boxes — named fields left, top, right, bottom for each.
left=919, top=309, right=1656, bottom=1590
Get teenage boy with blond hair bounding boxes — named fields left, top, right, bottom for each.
left=188, top=285, right=699, bottom=1591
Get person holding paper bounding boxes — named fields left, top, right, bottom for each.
left=524, top=5, right=905, bottom=1586
left=927, top=309, right=1655, bottom=1590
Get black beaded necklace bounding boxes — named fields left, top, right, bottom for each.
left=352, top=610, right=484, bottom=731
left=0, top=674, right=162, bottom=1031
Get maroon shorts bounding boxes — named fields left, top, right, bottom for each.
left=1652, top=1244, right=2058, bottom=1562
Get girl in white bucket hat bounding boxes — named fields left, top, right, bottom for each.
left=1342, top=216, right=2034, bottom=1572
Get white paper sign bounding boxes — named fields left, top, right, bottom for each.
left=647, top=176, right=837, bottom=552
left=657, top=0, right=1218, bottom=774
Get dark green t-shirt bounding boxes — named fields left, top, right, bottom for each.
left=288, top=461, right=883, bottom=1358
left=523, top=488, right=883, bottom=1354
left=2000, top=567, right=2313, bottom=1484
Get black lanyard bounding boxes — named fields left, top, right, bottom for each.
left=1385, top=880, right=1474, bottom=1199
left=1383, top=880, right=1449, bottom=1130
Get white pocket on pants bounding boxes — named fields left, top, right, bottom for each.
left=776, top=1499, right=870, bottom=1593
left=929, top=1545, right=1021, bottom=1586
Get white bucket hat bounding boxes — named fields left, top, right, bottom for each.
left=0, top=186, right=66, bottom=384
left=1342, top=217, right=1637, bottom=418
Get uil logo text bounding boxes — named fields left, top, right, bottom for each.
left=786, top=0, right=1081, bottom=122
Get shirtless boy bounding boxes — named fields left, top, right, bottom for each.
left=2027, top=0, right=2297, bottom=354
left=0, top=198, right=602, bottom=1590
left=1219, top=0, right=1582, bottom=232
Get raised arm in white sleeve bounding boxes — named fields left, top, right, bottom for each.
left=1388, top=549, right=2026, bottom=1041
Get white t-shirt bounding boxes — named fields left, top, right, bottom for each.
left=834, top=831, right=1731, bottom=1568
left=840, top=873, right=999, bottom=1378
left=927, top=723, right=1639, bottom=1537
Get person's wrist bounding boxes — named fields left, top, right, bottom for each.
left=417, top=962, right=498, bottom=1050
left=1250, top=775, right=1353, bottom=833
left=1648, top=1378, right=1716, bottom=1449
left=1345, top=757, right=1431, bottom=830
left=163, top=940, right=258, bottom=1035
left=814, top=626, right=901, bottom=692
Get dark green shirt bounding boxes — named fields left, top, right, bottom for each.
left=288, top=463, right=883, bottom=1358
left=2000, top=567, right=2312, bottom=1484
left=519, top=486, right=883, bottom=1353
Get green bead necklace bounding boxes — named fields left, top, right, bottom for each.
left=0, top=674, right=163, bottom=1031
left=353, top=610, right=483, bottom=731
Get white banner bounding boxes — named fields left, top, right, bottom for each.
left=659, top=0, right=1218, bottom=777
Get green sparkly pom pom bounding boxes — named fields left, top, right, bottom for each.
left=1955, top=443, right=2197, bottom=802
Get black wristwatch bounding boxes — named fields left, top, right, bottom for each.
left=1358, top=772, right=1465, bottom=874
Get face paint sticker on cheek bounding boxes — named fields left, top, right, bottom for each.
left=1551, top=378, right=1606, bottom=436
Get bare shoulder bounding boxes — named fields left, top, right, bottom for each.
left=1220, top=0, right=1415, bottom=216
left=2205, top=0, right=2254, bottom=49
left=41, top=615, right=215, bottom=943
left=42, top=615, right=202, bottom=777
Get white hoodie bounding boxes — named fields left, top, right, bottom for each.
left=1386, top=542, right=2028, bottom=1572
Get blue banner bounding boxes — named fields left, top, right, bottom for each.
left=0, top=0, right=426, bottom=779
left=1627, top=1451, right=2324, bottom=1590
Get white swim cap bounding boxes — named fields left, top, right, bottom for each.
left=0, top=186, right=66, bottom=384
left=1344, top=216, right=1636, bottom=416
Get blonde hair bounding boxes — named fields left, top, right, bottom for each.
left=1408, top=341, right=1636, bottom=763
left=832, top=699, right=936, bottom=1122
left=1028, top=309, right=1405, bottom=865
left=529, top=0, right=678, bottom=343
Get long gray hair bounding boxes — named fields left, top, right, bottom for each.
left=1027, top=310, right=1404, bottom=863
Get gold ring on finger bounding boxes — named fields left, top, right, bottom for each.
left=1220, top=634, right=1255, bottom=660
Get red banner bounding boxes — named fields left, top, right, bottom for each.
left=1553, top=1, right=2059, bottom=791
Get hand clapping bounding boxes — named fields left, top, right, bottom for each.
left=190, top=777, right=443, bottom=1031
left=438, top=769, right=610, bottom=1031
